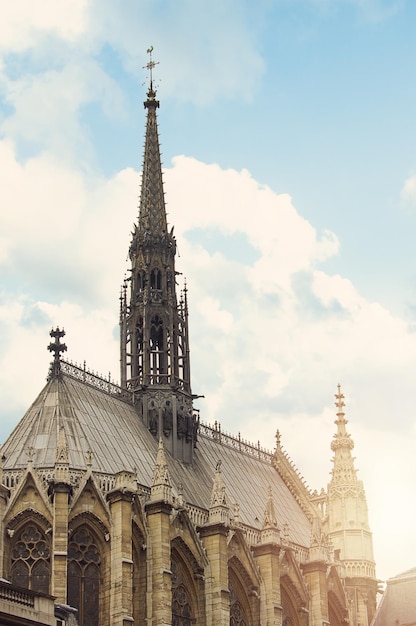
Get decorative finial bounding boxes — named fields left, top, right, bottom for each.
left=331, top=383, right=355, bottom=469
left=275, top=429, right=281, bottom=450
left=150, top=438, right=172, bottom=504
left=47, top=327, right=67, bottom=380
left=143, top=45, right=159, bottom=91
left=262, top=485, right=279, bottom=530
left=183, top=278, right=188, bottom=315
left=27, top=446, right=34, bottom=465
left=209, top=459, right=229, bottom=523
left=335, top=383, right=345, bottom=415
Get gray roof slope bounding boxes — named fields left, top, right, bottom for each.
left=372, top=568, right=416, bottom=626
left=1, top=373, right=311, bottom=547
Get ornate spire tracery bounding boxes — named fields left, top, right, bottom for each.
left=120, top=50, right=197, bottom=462
left=330, top=384, right=357, bottom=485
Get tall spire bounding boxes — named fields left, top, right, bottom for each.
left=325, top=385, right=377, bottom=626
left=136, top=49, right=166, bottom=239
left=120, top=49, right=197, bottom=463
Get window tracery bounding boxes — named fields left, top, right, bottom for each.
left=10, top=524, right=50, bottom=594
left=67, top=527, right=101, bottom=626
left=229, top=579, right=247, bottom=626
left=171, top=557, right=195, bottom=626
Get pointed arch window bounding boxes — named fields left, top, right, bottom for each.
left=229, top=578, right=247, bottom=626
left=150, top=315, right=165, bottom=382
left=10, top=525, right=51, bottom=594
left=67, top=527, right=101, bottom=626
left=171, top=558, right=196, bottom=626
left=137, top=270, right=146, bottom=293
left=135, top=316, right=144, bottom=382
left=228, top=564, right=254, bottom=626
left=150, top=268, right=162, bottom=290
left=281, top=585, right=301, bottom=626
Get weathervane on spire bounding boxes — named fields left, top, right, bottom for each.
left=143, top=45, right=159, bottom=89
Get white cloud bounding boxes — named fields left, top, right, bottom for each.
left=1, top=60, right=126, bottom=162
left=0, top=0, right=88, bottom=52
left=401, top=172, right=416, bottom=208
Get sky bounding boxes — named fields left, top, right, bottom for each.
left=0, top=0, right=415, bottom=584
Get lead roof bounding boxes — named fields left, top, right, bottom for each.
left=1, top=368, right=311, bottom=548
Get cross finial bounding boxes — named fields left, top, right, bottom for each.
left=143, top=45, right=159, bottom=90
left=47, top=327, right=67, bottom=380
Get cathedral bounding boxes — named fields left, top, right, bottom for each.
left=0, top=68, right=377, bottom=626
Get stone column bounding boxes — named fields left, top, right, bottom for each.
left=107, top=471, right=136, bottom=626
left=301, top=561, right=329, bottom=626
left=199, top=523, right=230, bottom=626
left=145, top=439, right=174, bottom=626
left=252, top=543, right=282, bottom=626
left=145, top=499, right=173, bottom=626
left=50, top=481, right=71, bottom=602
left=198, top=462, right=230, bottom=626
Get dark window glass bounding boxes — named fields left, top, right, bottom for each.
left=10, top=525, right=50, bottom=593
left=171, top=558, right=195, bottom=625
left=67, top=528, right=101, bottom=626
left=11, top=560, right=29, bottom=589
left=229, top=578, right=247, bottom=626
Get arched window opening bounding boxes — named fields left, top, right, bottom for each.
left=228, top=563, right=255, bottom=626
left=137, top=271, right=146, bottom=293
left=135, top=316, right=144, bottom=382
left=281, top=584, right=301, bottom=626
left=328, top=590, right=346, bottom=626
left=67, top=527, right=101, bottom=626
left=150, top=315, right=165, bottom=382
left=151, top=269, right=162, bottom=290
left=171, top=557, right=196, bottom=626
left=10, top=524, right=50, bottom=594
left=229, top=578, right=247, bottom=626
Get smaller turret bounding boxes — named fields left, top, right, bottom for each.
left=326, top=385, right=377, bottom=626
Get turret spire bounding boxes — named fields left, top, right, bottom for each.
left=325, top=385, right=377, bottom=625
left=259, top=486, right=280, bottom=545
left=120, top=50, right=197, bottom=462
left=330, top=384, right=357, bottom=485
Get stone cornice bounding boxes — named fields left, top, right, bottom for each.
left=145, top=500, right=173, bottom=516
left=197, top=522, right=230, bottom=538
